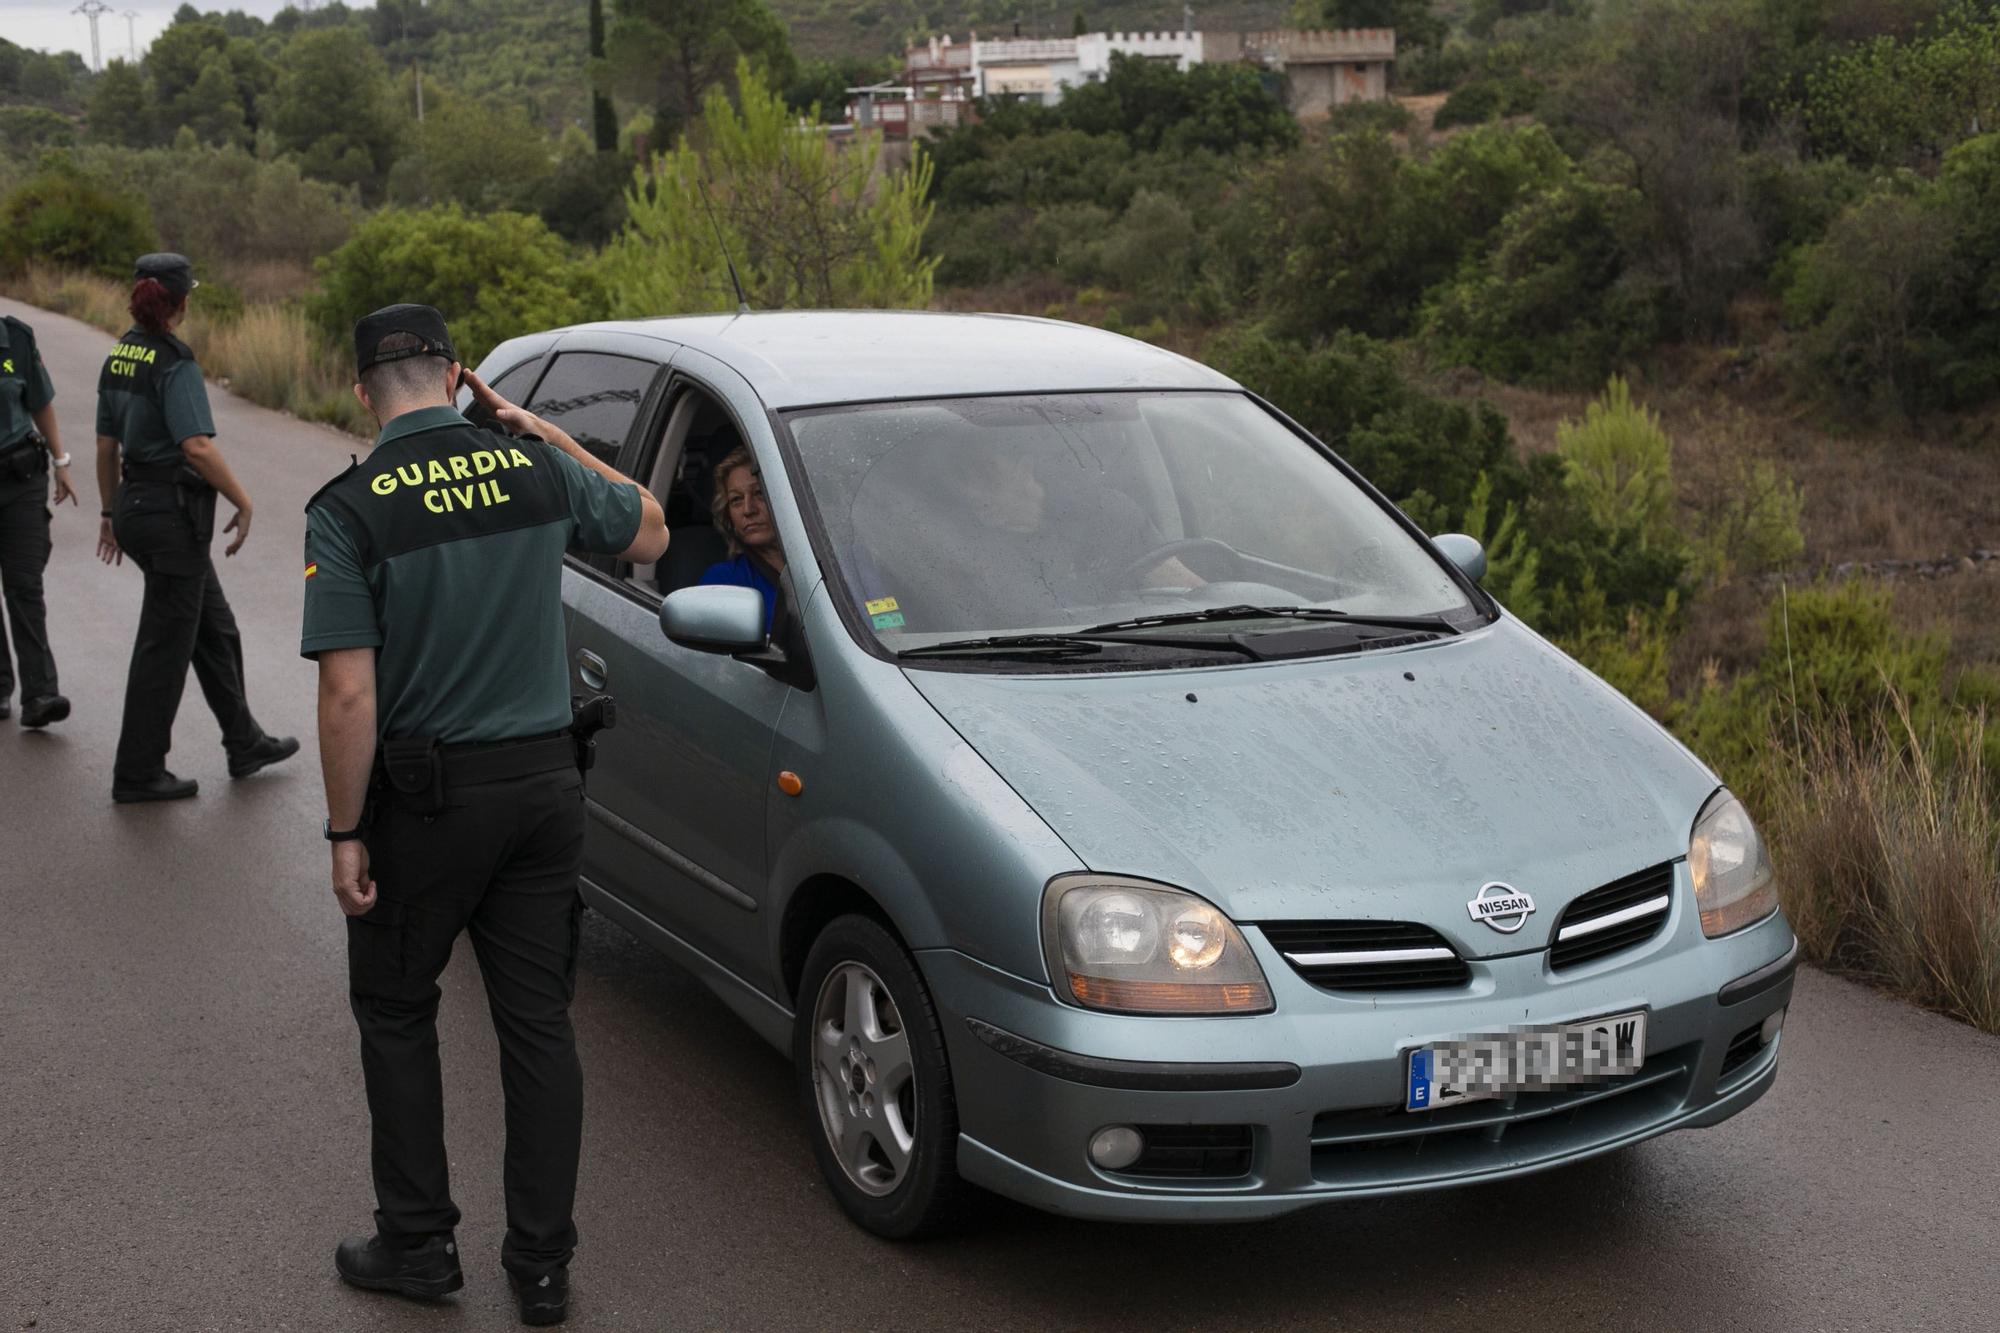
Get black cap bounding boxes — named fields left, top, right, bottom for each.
left=134, top=252, right=197, bottom=298
left=353, top=303, right=459, bottom=376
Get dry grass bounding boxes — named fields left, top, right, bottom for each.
left=4, top=265, right=368, bottom=437
left=1764, top=699, right=2000, bottom=1033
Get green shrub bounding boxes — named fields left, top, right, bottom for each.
left=0, top=105, right=75, bottom=149
left=1094, top=189, right=1199, bottom=302
left=309, top=205, right=595, bottom=366
left=1432, top=76, right=1540, bottom=130
left=0, top=161, right=153, bottom=279
left=1555, top=376, right=1679, bottom=550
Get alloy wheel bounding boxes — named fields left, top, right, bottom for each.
left=810, top=960, right=918, bottom=1196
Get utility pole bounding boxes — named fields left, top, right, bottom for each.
left=414, top=61, right=424, bottom=122
left=122, top=9, right=138, bottom=61
left=73, top=0, right=113, bottom=73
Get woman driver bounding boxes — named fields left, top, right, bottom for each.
left=697, top=445, right=783, bottom=633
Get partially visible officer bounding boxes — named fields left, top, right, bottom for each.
left=306, top=305, right=666, bottom=1325
left=0, top=311, right=74, bottom=726
left=95, top=252, right=298, bottom=802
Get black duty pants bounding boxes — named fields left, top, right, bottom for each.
left=348, top=762, right=587, bottom=1279
left=111, top=482, right=261, bottom=782
left=0, top=469, right=58, bottom=703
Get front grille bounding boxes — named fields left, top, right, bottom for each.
left=1260, top=920, right=1471, bottom=992
left=1309, top=1042, right=1698, bottom=1187
left=1549, top=862, right=1676, bottom=970
left=1119, top=1124, right=1254, bottom=1179
left=1719, top=1022, right=1764, bottom=1079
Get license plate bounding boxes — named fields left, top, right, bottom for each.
left=1405, top=1010, right=1646, bottom=1112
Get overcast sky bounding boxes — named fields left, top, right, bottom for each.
left=6, top=1, right=306, bottom=63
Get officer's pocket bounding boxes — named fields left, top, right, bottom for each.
left=345, top=899, right=407, bottom=999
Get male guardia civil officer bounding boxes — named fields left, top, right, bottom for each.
left=305, top=305, right=665, bottom=1324
left=0, top=311, right=73, bottom=726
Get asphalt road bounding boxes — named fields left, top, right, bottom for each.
left=3, top=297, right=1998, bottom=1333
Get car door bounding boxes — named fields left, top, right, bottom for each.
left=565, top=355, right=795, bottom=992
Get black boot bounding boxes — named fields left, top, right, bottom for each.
left=112, top=771, right=198, bottom=804
left=21, top=694, right=70, bottom=728
left=228, top=733, right=300, bottom=779
left=509, top=1267, right=570, bottom=1326
left=334, top=1233, right=464, bottom=1301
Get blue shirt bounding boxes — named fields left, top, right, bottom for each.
left=699, top=552, right=778, bottom=633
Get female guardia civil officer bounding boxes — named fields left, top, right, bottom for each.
left=0, top=310, right=74, bottom=727
left=94, top=252, right=297, bottom=804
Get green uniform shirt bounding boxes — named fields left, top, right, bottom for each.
left=94, top=327, right=214, bottom=465
left=300, top=405, right=643, bottom=745
left=0, top=317, right=56, bottom=448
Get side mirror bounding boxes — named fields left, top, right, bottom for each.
left=660, top=585, right=766, bottom=653
left=1433, top=533, right=1487, bottom=583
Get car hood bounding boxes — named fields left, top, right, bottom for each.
left=904, top=620, right=1718, bottom=959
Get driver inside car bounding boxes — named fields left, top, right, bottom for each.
left=699, top=446, right=784, bottom=634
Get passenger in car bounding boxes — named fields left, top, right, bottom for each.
left=698, top=446, right=783, bottom=633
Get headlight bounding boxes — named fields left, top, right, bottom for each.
left=1689, top=791, right=1778, bottom=937
left=1042, top=875, right=1273, bottom=1014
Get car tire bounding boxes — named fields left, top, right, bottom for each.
left=794, top=913, right=972, bottom=1239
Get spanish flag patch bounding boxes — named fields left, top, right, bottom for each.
left=304, top=562, right=319, bottom=580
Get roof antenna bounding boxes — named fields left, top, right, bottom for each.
left=696, top=175, right=752, bottom=315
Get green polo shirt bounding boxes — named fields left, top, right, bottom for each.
left=1, top=317, right=56, bottom=449
left=300, top=405, right=643, bottom=745
left=94, top=327, right=214, bottom=465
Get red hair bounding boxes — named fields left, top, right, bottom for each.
left=128, top=277, right=185, bottom=334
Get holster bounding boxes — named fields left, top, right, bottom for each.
left=570, top=693, right=616, bottom=774
left=378, top=735, right=446, bottom=816
left=0, top=434, right=46, bottom=483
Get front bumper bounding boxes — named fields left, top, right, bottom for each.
left=922, top=903, right=1795, bottom=1222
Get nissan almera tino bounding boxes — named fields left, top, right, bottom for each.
left=471, top=311, right=1797, bottom=1237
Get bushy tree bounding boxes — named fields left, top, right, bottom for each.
left=1801, top=12, right=2000, bottom=168
left=0, top=106, right=75, bottom=150
left=267, top=28, right=404, bottom=199
left=0, top=161, right=154, bottom=278
left=597, top=60, right=934, bottom=314
left=389, top=94, right=553, bottom=213
left=143, top=16, right=272, bottom=147
left=1060, top=52, right=1297, bottom=156
left=86, top=61, right=152, bottom=148
left=598, top=0, right=794, bottom=140
left=1422, top=177, right=1657, bottom=387
left=309, top=205, right=595, bottom=366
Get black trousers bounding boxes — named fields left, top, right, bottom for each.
left=348, top=762, right=587, bottom=1279
left=0, top=468, right=58, bottom=702
left=111, top=483, right=261, bottom=782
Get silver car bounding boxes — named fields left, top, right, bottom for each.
left=470, top=312, right=1797, bottom=1237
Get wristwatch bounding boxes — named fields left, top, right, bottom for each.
left=324, top=818, right=364, bottom=843
left=50, top=453, right=70, bottom=468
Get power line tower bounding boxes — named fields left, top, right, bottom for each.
left=123, top=9, right=139, bottom=62
left=74, top=0, right=114, bottom=73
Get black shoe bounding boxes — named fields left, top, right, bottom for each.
left=112, top=772, right=199, bottom=804
left=228, top=734, right=300, bottom=779
left=334, top=1233, right=464, bottom=1301
left=509, top=1267, right=570, bottom=1326
left=20, top=694, right=70, bottom=728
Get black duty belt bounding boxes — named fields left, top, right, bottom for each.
left=123, top=457, right=201, bottom=485
left=436, top=731, right=578, bottom=787
left=0, top=433, right=42, bottom=461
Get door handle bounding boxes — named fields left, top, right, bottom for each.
left=577, top=649, right=608, bottom=689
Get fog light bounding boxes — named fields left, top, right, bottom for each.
left=1089, top=1125, right=1145, bottom=1170
left=1760, top=1006, right=1786, bottom=1045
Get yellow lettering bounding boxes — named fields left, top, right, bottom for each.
left=449, top=456, right=472, bottom=481
left=472, top=450, right=496, bottom=475
left=423, top=489, right=445, bottom=514
left=427, top=459, right=451, bottom=484
left=370, top=472, right=397, bottom=496
left=508, top=448, right=534, bottom=469
left=452, top=484, right=474, bottom=509
left=396, top=463, right=423, bottom=487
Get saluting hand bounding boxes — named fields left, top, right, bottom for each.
left=462, top=368, right=539, bottom=436
left=224, top=504, right=252, bottom=557
left=331, top=841, right=376, bottom=916
left=97, top=517, right=122, bottom=565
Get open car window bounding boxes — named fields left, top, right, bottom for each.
left=784, top=391, right=1473, bottom=660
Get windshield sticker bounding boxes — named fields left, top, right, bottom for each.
left=871, top=610, right=906, bottom=630
left=866, top=596, right=900, bottom=615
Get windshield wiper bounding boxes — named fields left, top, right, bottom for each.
left=896, top=630, right=1252, bottom=660
left=1077, top=605, right=1460, bottom=636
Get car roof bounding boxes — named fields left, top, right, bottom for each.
left=551, top=310, right=1241, bottom=409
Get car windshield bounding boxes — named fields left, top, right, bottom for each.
left=784, top=391, right=1476, bottom=662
